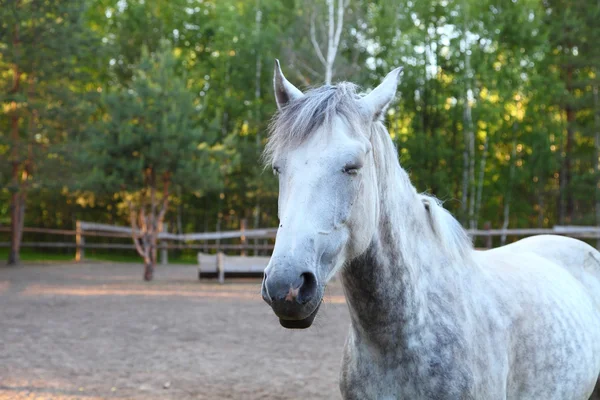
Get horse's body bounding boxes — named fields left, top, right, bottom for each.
left=262, top=61, right=600, bottom=399
left=341, top=235, right=600, bottom=399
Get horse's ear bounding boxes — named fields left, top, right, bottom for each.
left=273, top=59, right=304, bottom=110
left=359, top=67, right=403, bottom=121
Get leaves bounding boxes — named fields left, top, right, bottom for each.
left=1, top=0, right=599, bottom=243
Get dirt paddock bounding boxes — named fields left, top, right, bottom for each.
left=0, top=262, right=350, bottom=400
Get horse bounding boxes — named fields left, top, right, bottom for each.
left=260, top=60, right=600, bottom=399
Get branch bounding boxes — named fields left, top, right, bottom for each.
left=333, top=0, right=346, bottom=53
left=328, top=0, right=345, bottom=66
left=139, top=204, right=147, bottom=234
left=290, top=65, right=311, bottom=87
left=327, top=0, right=335, bottom=61
left=295, top=57, right=322, bottom=79
left=285, top=48, right=312, bottom=86
left=138, top=170, right=149, bottom=234
left=310, top=12, right=327, bottom=68
left=128, top=201, right=145, bottom=258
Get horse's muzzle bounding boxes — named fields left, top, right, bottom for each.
left=278, top=303, right=321, bottom=329
left=261, top=269, right=322, bottom=329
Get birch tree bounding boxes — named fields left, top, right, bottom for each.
left=461, top=0, right=477, bottom=229
left=310, top=0, right=348, bottom=84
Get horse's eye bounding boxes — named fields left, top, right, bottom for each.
left=342, top=165, right=361, bottom=175
left=273, top=166, right=280, bottom=176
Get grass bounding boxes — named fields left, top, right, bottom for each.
left=0, top=248, right=74, bottom=262
left=0, top=248, right=198, bottom=265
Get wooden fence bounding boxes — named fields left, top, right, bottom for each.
left=1, top=222, right=599, bottom=263
left=0, top=221, right=278, bottom=264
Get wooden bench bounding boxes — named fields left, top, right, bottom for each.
left=197, top=252, right=270, bottom=283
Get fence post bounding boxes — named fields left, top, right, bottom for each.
left=160, top=223, right=168, bottom=265
left=75, top=220, right=84, bottom=262
left=160, top=241, right=168, bottom=265
left=240, top=218, right=247, bottom=256
left=217, top=252, right=225, bottom=284
left=253, top=239, right=259, bottom=256
left=216, top=217, right=221, bottom=254
left=484, top=221, right=492, bottom=249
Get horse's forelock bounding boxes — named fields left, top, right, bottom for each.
left=263, top=82, right=364, bottom=166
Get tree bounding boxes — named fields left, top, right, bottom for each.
left=0, top=0, right=99, bottom=265
left=310, top=0, right=348, bottom=84
left=80, top=41, right=227, bottom=280
left=541, top=0, right=600, bottom=225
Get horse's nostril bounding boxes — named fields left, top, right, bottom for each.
left=292, top=274, right=305, bottom=290
left=298, top=272, right=317, bottom=304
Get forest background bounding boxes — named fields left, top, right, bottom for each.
left=1, top=0, right=599, bottom=267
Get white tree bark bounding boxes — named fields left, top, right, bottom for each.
left=310, top=0, right=347, bottom=85
left=462, top=73, right=476, bottom=228
left=460, top=0, right=476, bottom=227
left=254, top=0, right=262, bottom=253
left=461, top=125, right=469, bottom=223
left=466, top=96, right=476, bottom=229
left=501, top=135, right=518, bottom=246
left=255, top=0, right=262, bottom=115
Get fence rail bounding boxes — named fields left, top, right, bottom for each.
left=1, top=222, right=599, bottom=263
left=76, top=222, right=278, bottom=241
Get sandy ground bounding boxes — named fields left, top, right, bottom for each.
left=0, top=262, right=350, bottom=400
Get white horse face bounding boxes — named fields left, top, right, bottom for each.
left=262, top=61, right=401, bottom=329
left=263, top=119, right=377, bottom=329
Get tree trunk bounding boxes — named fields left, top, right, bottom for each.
left=7, top=18, right=30, bottom=267
left=559, top=63, right=575, bottom=224
left=501, top=134, right=518, bottom=246
left=8, top=188, right=24, bottom=267
left=143, top=249, right=155, bottom=281
left=564, top=105, right=575, bottom=223
left=7, top=195, right=23, bottom=266
left=594, top=83, right=600, bottom=249
left=461, top=126, right=469, bottom=224
left=310, top=0, right=346, bottom=84
left=474, top=135, right=489, bottom=228
left=254, top=1, right=263, bottom=255
left=461, top=0, right=474, bottom=226
left=537, top=185, right=545, bottom=228
left=129, top=175, right=170, bottom=281
left=8, top=62, right=22, bottom=266
left=463, top=30, right=476, bottom=228
left=144, top=262, right=153, bottom=281
left=255, top=0, right=262, bottom=140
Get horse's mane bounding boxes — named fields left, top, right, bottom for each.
left=369, top=120, right=473, bottom=264
left=264, top=81, right=473, bottom=264
left=419, top=194, right=474, bottom=263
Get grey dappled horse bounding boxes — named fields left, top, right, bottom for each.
left=261, top=60, right=600, bottom=399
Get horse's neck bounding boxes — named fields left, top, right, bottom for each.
left=340, top=140, right=473, bottom=347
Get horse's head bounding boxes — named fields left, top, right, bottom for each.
left=261, top=61, right=402, bottom=329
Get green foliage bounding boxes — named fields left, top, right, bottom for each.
left=0, top=0, right=101, bottom=205
left=1, top=0, right=599, bottom=246
left=80, top=40, right=225, bottom=196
